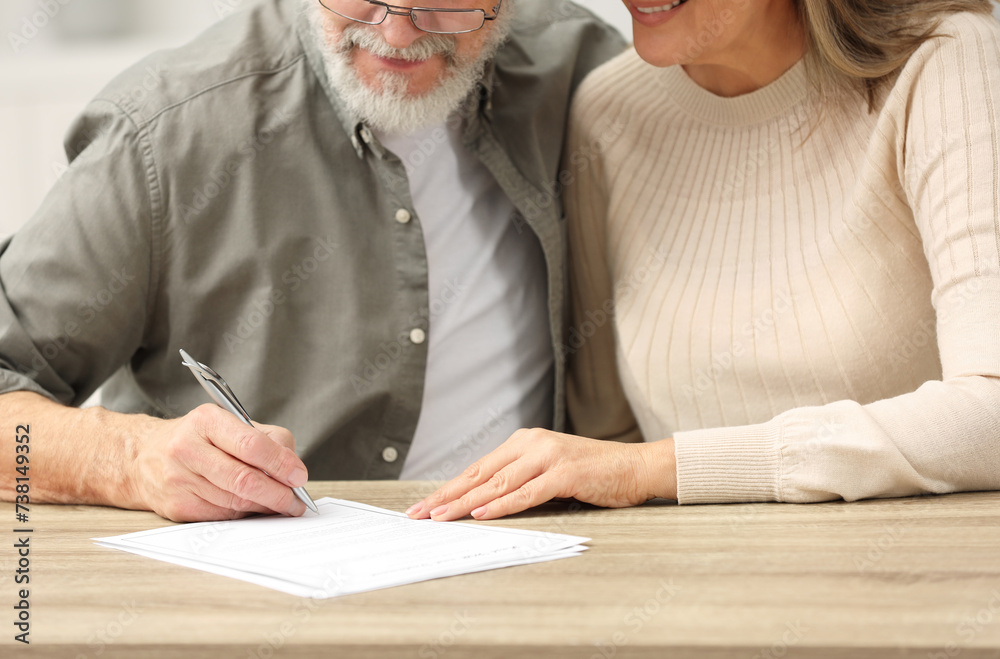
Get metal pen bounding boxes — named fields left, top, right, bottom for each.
left=179, top=349, right=319, bottom=514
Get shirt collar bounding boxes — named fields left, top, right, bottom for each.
left=295, top=7, right=498, bottom=160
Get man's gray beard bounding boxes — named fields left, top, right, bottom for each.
left=305, top=1, right=512, bottom=135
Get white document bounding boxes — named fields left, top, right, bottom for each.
left=94, top=498, right=589, bottom=598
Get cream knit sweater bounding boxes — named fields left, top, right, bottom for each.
left=565, top=12, right=1000, bottom=505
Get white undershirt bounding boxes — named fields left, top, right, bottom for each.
left=375, top=120, right=554, bottom=481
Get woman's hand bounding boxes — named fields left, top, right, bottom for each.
left=406, top=429, right=677, bottom=522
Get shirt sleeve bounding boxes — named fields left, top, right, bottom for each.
left=0, top=99, right=156, bottom=406
left=673, top=13, right=1000, bottom=504
left=564, top=73, right=644, bottom=445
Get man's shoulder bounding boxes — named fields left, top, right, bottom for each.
left=574, top=47, right=648, bottom=109
left=90, top=0, right=306, bottom=124
left=497, top=0, right=627, bottom=81
left=509, top=0, right=620, bottom=34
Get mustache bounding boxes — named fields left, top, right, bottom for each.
left=337, top=24, right=458, bottom=63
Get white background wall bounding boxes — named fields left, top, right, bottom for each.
left=0, top=1, right=242, bottom=240
left=586, top=0, right=633, bottom=38
left=0, top=1, right=631, bottom=240
left=1, top=1, right=998, bottom=239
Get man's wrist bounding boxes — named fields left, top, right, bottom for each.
left=87, top=406, right=157, bottom=511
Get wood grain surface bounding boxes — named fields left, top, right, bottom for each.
left=2, top=482, right=999, bottom=658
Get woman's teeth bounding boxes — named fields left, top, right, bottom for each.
left=636, top=0, right=688, bottom=13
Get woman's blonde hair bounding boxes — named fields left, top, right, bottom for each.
left=795, top=0, right=997, bottom=108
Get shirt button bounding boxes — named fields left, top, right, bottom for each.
left=395, top=208, right=412, bottom=224
left=382, top=446, right=399, bottom=463
left=409, top=328, right=426, bottom=345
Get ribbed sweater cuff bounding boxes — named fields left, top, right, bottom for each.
left=673, top=421, right=783, bottom=504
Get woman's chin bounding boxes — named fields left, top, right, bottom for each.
left=632, top=37, right=685, bottom=69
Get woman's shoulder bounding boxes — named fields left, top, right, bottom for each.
left=571, top=48, right=664, bottom=130
left=902, top=10, right=1000, bottom=74
left=933, top=9, right=1000, bottom=39
left=880, top=9, right=1000, bottom=117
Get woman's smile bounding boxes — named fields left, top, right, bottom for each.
left=626, top=0, right=691, bottom=27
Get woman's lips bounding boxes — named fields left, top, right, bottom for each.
left=627, top=0, right=690, bottom=28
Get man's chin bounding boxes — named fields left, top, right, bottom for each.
left=362, top=71, right=442, bottom=103
left=317, top=32, right=483, bottom=134
left=327, top=71, right=455, bottom=134
left=359, top=78, right=435, bottom=100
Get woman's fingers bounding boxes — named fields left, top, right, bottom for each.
left=468, top=474, right=563, bottom=520
left=426, top=454, right=547, bottom=522
left=408, top=430, right=533, bottom=519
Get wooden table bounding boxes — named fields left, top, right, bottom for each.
left=2, top=482, right=999, bottom=658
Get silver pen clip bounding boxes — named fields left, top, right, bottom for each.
left=180, top=351, right=253, bottom=423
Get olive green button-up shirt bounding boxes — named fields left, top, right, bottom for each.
left=0, top=0, right=625, bottom=479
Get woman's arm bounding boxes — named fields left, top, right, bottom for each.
left=673, top=13, right=1000, bottom=504
left=408, top=14, right=1000, bottom=520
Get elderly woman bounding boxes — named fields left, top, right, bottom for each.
left=407, top=0, right=1000, bottom=521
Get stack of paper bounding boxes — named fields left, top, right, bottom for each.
left=94, top=497, right=589, bottom=598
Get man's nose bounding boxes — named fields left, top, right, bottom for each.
left=376, top=11, right=424, bottom=50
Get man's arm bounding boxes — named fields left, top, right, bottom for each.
left=0, top=391, right=309, bottom=521
left=0, top=100, right=310, bottom=521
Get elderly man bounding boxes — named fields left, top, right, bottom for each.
left=0, top=0, right=624, bottom=521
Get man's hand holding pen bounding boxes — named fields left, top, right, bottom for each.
left=126, top=405, right=309, bottom=522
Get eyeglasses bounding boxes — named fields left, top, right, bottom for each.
left=318, top=0, right=503, bottom=35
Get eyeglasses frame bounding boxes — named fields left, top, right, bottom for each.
left=318, top=0, right=504, bottom=35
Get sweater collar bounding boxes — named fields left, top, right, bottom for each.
left=658, top=57, right=810, bottom=127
